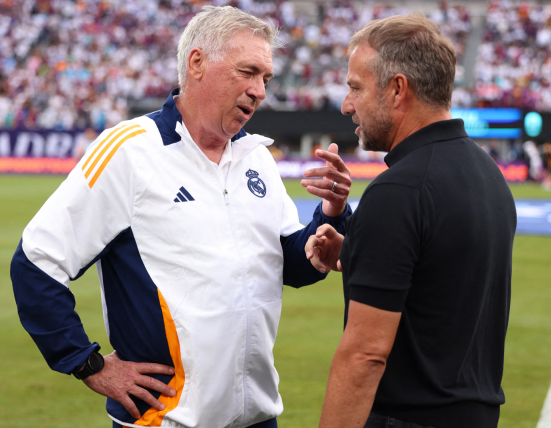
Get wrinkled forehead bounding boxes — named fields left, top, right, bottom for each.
left=347, top=44, right=377, bottom=79
left=224, top=30, right=273, bottom=56
left=224, top=32, right=274, bottom=69
left=349, top=43, right=377, bottom=67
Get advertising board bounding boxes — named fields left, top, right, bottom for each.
left=0, top=128, right=531, bottom=181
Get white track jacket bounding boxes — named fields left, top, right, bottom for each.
left=11, top=89, right=351, bottom=428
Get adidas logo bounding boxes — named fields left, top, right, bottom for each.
left=174, top=186, right=195, bottom=203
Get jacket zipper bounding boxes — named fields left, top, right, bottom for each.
left=223, top=188, right=252, bottom=424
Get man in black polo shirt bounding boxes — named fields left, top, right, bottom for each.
left=303, top=14, right=517, bottom=428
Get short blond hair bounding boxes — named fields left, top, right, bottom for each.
left=177, top=5, right=281, bottom=88
left=350, top=14, right=456, bottom=109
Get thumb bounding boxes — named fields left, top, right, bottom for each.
left=337, top=259, right=342, bottom=271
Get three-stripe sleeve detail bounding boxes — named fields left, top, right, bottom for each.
left=82, top=124, right=146, bottom=188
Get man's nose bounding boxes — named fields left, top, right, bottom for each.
left=341, top=93, right=354, bottom=116
left=247, top=77, right=266, bottom=101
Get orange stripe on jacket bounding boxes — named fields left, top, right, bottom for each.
left=135, top=290, right=185, bottom=426
left=82, top=124, right=133, bottom=171
left=88, top=129, right=146, bottom=188
left=84, top=124, right=141, bottom=179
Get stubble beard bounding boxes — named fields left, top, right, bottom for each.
left=358, top=94, right=393, bottom=153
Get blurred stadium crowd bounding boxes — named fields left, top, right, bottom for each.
left=0, top=0, right=550, bottom=131
left=472, top=1, right=551, bottom=111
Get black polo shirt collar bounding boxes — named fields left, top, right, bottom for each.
left=384, top=119, right=468, bottom=167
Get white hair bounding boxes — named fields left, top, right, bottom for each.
left=177, top=5, right=281, bottom=88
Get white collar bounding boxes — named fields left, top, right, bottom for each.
left=174, top=121, right=274, bottom=165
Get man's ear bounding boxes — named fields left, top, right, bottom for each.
left=391, top=74, right=408, bottom=109
left=187, top=48, right=206, bottom=81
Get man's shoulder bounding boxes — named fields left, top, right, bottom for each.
left=79, top=117, right=164, bottom=180
left=98, top=116, right=164, bottom=153
left=374, top=148, right=432, bottom=191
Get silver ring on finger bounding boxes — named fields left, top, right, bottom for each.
left=331, top=181, right=337, bottom=192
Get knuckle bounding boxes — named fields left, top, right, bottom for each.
left=134, top=387, right=148, bottom=399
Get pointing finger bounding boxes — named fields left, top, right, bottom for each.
left=314, top=149, right=349, bottom=174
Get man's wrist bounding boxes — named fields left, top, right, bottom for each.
left=320, top=201, right=351, bottom=219
left=73, top=351, right=104, bottom=380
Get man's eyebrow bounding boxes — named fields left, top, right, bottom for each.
left=243, top=64, right=274, bottom=79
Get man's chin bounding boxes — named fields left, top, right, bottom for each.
left=359, top=135, right=387, bottom=152
left=226, top=119, right=247, bottom=138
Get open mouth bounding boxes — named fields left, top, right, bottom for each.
left=238, top=105, right=253, bottom=116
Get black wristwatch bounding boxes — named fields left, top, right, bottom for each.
left=73, top=351, right=105, bottom=380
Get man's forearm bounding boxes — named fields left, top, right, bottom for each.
left=11, top=240, right=99, bottom=373
left=319, top=342, right=386, bottom=428
left=318, top=301, right=401, bottom=428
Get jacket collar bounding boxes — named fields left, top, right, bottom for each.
left=384, top=119, right=468, bottom=167
left=157, top=88, right=184, bottom=146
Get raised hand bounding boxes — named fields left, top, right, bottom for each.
left=83, top=351, right=177, bottom=419
left=305, top=224, right=345, bottom=273
left=301, top=143, right=352, bottom=217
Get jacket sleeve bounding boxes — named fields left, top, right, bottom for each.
left=279, top=187, right=352, bottom=288
left=10, top=124, right=143, bottom=374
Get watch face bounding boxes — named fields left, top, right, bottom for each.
left=88, top=353, right=105, bottom=372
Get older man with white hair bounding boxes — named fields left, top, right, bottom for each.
left=11, top=6, right=352, bottom=428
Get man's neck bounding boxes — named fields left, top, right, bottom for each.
left=388, top=106, right=452, bottom=152
left=175, top=93, right=228, bottom=165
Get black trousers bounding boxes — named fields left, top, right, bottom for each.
left=365, top=412, right=434, bottom=428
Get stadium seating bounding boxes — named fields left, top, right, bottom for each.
left=473, top=0, right=551, bottom=111
left=5, top=0, right=549, bottom=130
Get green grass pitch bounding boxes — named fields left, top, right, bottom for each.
left=0, top=175, right=550, bottom=427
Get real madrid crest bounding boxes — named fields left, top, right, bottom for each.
left=246, top=169, right=266, bottom=198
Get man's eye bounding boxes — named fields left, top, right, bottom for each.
left=264, top=80, right=269, bottom=87
left=242, top=70, right=253, bottom=76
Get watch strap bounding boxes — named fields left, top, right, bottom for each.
left=73, top=351, right=104, bottom=380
